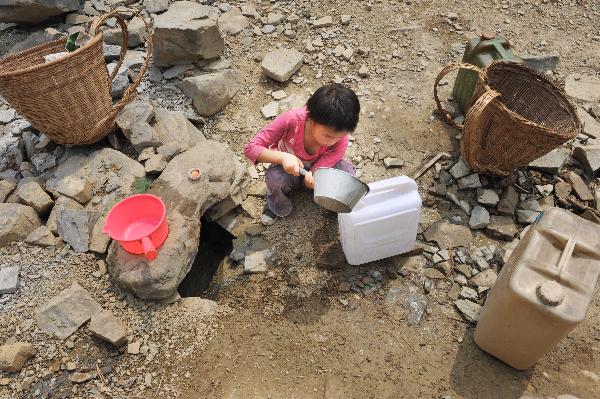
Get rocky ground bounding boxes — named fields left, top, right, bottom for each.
left=1, top=0, right=600, bottom=398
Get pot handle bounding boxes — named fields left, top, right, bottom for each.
left=142, top=236, right=157, bottom=261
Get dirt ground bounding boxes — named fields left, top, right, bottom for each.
left=1, top=0, right=600, bottom=398
left=174, top=1, right=600, bottom=398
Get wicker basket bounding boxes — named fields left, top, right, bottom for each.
left=435, top=61, right=581, bottom=176
left=0, top=10, right=152, bottom=145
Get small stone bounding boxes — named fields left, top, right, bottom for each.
left=455, top=264, right=473, bottom=278
left=383, top=157, right=404, bottom=168
left=52, top=176, right=92, bottom=204
left=454, top=274, right=468, bottom=286
left=260, top=48, right=304, bottom=82
left=577, top=108, right=600, bottom=139
left=341, top=15, right=352, bottom=25
left=25, top=226, right=58, bottom=247
left=487, top=216, right=519, bottom=241
left=454, top=299, right=481, bottom=323
left=423, top=268, right=445, bottom=279
left=271, top=90, right=287, bottom=100
left=0, top=342, right=35, bottom=372
left=89, top=310, right=128, bottom=346
left=469, top=269, right=498, bottom=289
left=66, top=362, right=77, bottom=371
left=128, top=341, right=141, bottom=355
left=16, top=181, right=54, bottom=216
left=423, top=220, right=473, bottom=249
left=449, top=159, right=471, bottom=179
left=261, top=101, right=279, bottom=119
left=57, top=209, right=90, bottom=253
left=459, top=286, right=478, bottom=301
left=554, top=181, right=572, bottom=200
left=565, top=171, right=593, bottom=201
left=522, top=53, right=560, bottom=72
left=313, top=16, right=333, bottom=28
left=0, top=179, right=16, bottom=202
left=144, top=154, right=168, bottom=174
left=0, top=109, right=16, bottom=123
left=69, top=371, right=96, bottom=384
left=477, top=189, right=499, bottom=207
left=244, top=250, right=272, bottom=273
left=458, top=174, right=482, bottom=190
left=0, top=204, right=42, bottom=247
left=497, top=186, right=519, bottom=216
left=358, top=65, right=370, bottom=78
left=469, top=206, right=490, bottom=230
left=0, top=265, right=20, bottom=294
left=528, top=147, right=570, bottom=174
left=573, top=145, right=600, bottom=174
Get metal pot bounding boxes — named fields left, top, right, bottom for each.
left=300, top=167, right=370, bottom=213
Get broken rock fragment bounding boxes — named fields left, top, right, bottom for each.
left=0, top=342, right=36, bottom=372
left=454, top=299, right=481, bottom=323
left=179, top=69, right=242, bottom=116
left=423, top=220, right=472, bottom=249
left=36, top=282, right=102, bottom=339
left=261, top=48, right=303, bottom=82
left=89, top=310, right=128, bottom=346
left=16, top=181, right=54, bottom=216
left=0, top=265, right=20, bottom=294
left=0, top=204, right=42, bottom=247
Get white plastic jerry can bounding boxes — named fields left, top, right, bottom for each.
left=338, top=176, right=422, bottom=265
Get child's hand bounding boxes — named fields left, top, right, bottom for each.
left=303, top=171, right=314, bottom=189
left=281, top=153, right=304, bottom=176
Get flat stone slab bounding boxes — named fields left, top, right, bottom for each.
left=89, top=310, right=128, bottom=346
left=528, top=147, right=570, bottom=174
left=0, top=265, right=20, bottom=294
left=423, top=220, right=473, bottom=249
left=36, top=282, right=102, bottom=339
left=261, top=48, right=303, bottom=82
left=565, top=74, right=600, bottom=102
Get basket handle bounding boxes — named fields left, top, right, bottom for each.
left=91, top=11, right=129, bottom=83
left=433, top=63, right=485, bottom=129
left=90, top=9, right=153, bottom=113
left=463, top=88, right=501, bottom=129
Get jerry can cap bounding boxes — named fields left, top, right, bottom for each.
left=536, top=281, right=564, bottom=306
left=481, top=31, right=496, bottom=40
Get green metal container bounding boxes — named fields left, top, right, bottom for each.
left=453, top=32, right=522, bottom=113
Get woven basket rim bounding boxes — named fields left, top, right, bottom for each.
left=0, top=33, right=104, bottom=79
left=477, top=61, right=582, bottom=137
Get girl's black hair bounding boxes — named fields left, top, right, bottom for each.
left=306, top=84, right=360, bottom=132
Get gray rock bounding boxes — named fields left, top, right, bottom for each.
left=517, top=209, right=540, bottom=225
left=261, top=48, right=303, bottom=82
left=153, top=108, right=206, bottom=149
left=116, top=100, right=154, bottom=132
left=36, top=281, right=102, bottom=339
left=105, top=17, right=147, bottom=48
left=454, top=299, right=481, bottom=323
left=565, top=74, right=600, bottom=102
left=103, top=43, right=121, bottom=62
left=153, top=1, right=224, bottom=66
left=107, top=209, right=201, bottom=300
left=459, top=286, right=478, bottom=301
left=241, top=4, right=259, bottom=18
left=0, top=0, right=82, bottom=24
left=455, top=263, right=473, bottom=278
left=89, top=215, right=110, bottom=254
left=204, top=57, right=232, bottom=72
left=458, top=173, right=482, bottom=190
left=30, top=152, right=57, bottom=173
left=313, top=15, right=333, bottom=27
left=57, top=209, right=91, bottom=253
left=150, top=141, right=247, bottom=220
left=121, top=122, right=163, bottom=152
left=16, top=181, right=54, bottom=216
left=554, top=181, right=573, bottom=201
left=476, top=189, right=499, bottom=207
left=469, top=269, right=498, bottom=289
left=50, top=175, right=92, bottom=204
left=162, top=64, right=194, bottom=79
left=179, top=69, right=242, bottom=116
left=518, top=199, right=542, bottom=212
left=261, top=24, right=275, bottom=34
left=218, top=7, right=248, bottom=35
left=423, top=220, right=473, bottom=249
left=144, top=154, right=167, bottom=174
left=573, top=145, right=600, bottom=174
left=449, top=158, right=471, bottom=179
left=143, top=0, right=168, bottom=14
left=469, top=206, right=490, bottom=230
left=261, top=101, right=279, bottom=119
left=26, top=226, right=58, bottom=247
left=0, top=204, right=41, bottom=247
left=157, top=142, right=183, bottom=161
left=522, top=53, right=559, bottom=72
left=528, top=147, right=570, bottom=174
left=565, top=171, right=593, bottom=201
left=108, top=64, right=129, bottom=99
left=89, top=310, right=128, bottom=346
left=0, top=179, right=16, bottom=202
left=446, top=188, right=471, bottom=215
left=47, top=196, right=83, bottom=235
left=266, top=11, right=285, bottom=25
left=497, top=186, right=519, bottom=216
left=383, top=158, right=404, bottom=169
left=384, top=281, right=429, bottom=325
left=577, top=107, right=600, bottom=139
left=486, top=216, right=518, bottom=241
left=0, top=265, right=20, bottom=294
left=0, top=135, right=23, bottom=173
left=244, top=250, right=272, bottom=273
left=46, top=147, right=145, bottom=209
left=0, top=109, right=15, bottom=123
left=0, top=342, right=35, bottom=372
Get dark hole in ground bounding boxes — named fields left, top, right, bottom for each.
left=178, top=216, right=234, bottom=299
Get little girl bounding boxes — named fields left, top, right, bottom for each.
left=244, top=84, right=360, bottom=225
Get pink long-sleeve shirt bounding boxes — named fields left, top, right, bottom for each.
left=244, top=107, right=349, bottom=171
